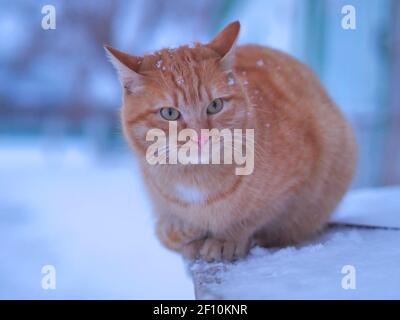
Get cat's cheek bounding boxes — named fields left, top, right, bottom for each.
left=122, top=126, right=148, bottom=155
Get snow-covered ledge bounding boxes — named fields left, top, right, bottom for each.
left=188, top=187, right=400, bottom=299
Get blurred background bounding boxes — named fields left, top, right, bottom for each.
left=0, top=0, right=399, bottom=299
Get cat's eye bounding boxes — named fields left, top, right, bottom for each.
left=160, top=107, right=180, bottom=121
left=207, top=98, right=224, bottom=115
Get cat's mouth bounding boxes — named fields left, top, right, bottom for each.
left=175, top=139, right=219, bottom=165
left=150, top=138, right=246, bottom=163
left=145, top=128, right=254, bottom=175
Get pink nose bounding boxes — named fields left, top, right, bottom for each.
left=193, top=134, right=208, bottom=146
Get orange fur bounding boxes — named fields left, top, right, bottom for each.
left=106, top=21, right=357, bottom=261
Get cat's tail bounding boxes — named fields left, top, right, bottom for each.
left=330, top=186, right=400, bottom=229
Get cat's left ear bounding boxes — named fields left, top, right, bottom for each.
left=206, top=21, right=240, bottom=71
left=104, top=45, right=143, bottom=89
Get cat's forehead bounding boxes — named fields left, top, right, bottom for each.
left=133, top=44, right=227, bottom=108
left=139, top=44, right=220, bottom=73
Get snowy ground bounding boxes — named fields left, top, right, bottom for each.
left=190, top=226, right=400, bottom=299
left=0, top=138, right=194, bottom=299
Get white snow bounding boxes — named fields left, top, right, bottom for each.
left=331, top=186, right=400, bottom=229
left=256, top=59, right=264, bottom=66
left=227, top=77, right=235, bottom=86
left=155, top=59, right=163, bottom=69
left=190, top=226, right=400, bottom=299
left=0, top=138, right=194, bottom=299
left=176, top=77, right=185, bottom=85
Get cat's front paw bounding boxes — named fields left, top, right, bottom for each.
left=187, top=237, right=250, bottom=262
left=156, top=218, right=206, bottom=252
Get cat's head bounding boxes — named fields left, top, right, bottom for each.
left=106, top=21, right=249, bottom=165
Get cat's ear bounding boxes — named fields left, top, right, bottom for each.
left=104, top=45, right=143, bottom=89
left=206, top=21, right=240, bottom=71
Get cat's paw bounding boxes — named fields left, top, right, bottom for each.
left=182, top=238, right=206, bottom=260
left=194, top=238, right=250, bottom=262
left=156, top=218, right=206, bottom=252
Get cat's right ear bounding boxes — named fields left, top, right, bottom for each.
left=206, top=21, right=240, bottom=71
left=104, top=45, right=143, bottom=89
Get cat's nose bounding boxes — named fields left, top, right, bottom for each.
left=192, top=134, right=208, bottom=146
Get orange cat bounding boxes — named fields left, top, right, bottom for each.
left=106, top=21, right=356, bottom=261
